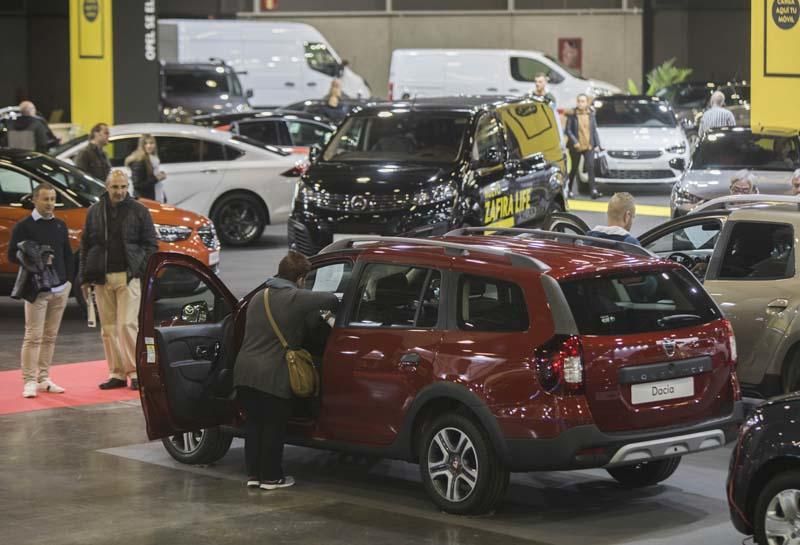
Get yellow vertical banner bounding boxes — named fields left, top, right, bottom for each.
left=752, top=0, right=800, bottom=132
left=70, top=0, right=114, bottom=134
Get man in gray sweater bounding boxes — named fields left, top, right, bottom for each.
left=234, top=251, right=338, bottom=490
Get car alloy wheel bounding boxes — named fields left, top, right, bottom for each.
left=161, top=426, right=233, bottom=465
left=763, top=489, right=800, bottom=545
left=426, top=427, right=479, bottom=503
left=168, top=430, right=206, bottom=456
left=212, top=193, right=267, bottom=246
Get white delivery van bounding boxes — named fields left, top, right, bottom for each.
left=158, top=19, right=372, bottom=108
left=389, top=49, right=619, bottom=110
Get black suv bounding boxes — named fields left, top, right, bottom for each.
left=160, top=60, right=252, bottom=123
left=288, top=96, right=568, bottom=255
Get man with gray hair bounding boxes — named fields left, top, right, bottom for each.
left=8, top=101, right=51, bottom=152
left=729, top=169, right=758, bottom=195
left=698, top=91, right=736, bottom=138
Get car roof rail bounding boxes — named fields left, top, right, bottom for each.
left=445, top=227, right=656, bottom=258
left=319, top=236, right=551, bottom=272
left=690, top=194, right=800, bottom=214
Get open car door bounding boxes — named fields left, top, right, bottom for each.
left=136, top=252, right=239, bottom=440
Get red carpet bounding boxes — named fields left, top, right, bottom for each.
left=0, top=360, right=140, bottom=415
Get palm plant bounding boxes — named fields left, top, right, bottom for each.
left=627, top=58, right=693, bottom=96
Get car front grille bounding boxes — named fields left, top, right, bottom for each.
left=288, top=220, right=319, bottom=256
left=604, top=169, right=675, bottom=180
left=607, top=150, right=663, bottom=160
left=198, top=224, right=220, bottom=249
left=306, top=191, right=412, bottom=213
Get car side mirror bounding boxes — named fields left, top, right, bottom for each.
left=20, top=193, right=34, bottom=210
left=246, top=89, right=254, bottom=99
left=476, top=147, right=503, bottom=168
left=669, top=157, right=685, bottom=171
left=309, top=144, right=322, bottom=163
left=181, top=301, right=209, bottom=324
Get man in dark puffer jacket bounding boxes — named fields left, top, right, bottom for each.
left=79, top=170, right=158, bottom=391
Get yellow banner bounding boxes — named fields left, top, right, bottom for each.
left=70, top=0, right=114, bottom=133
left=752, top=0, right=800, bottom=132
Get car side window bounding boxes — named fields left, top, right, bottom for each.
left=202, top=141, right=226, bottom=162
left=224, top=145, right=244, bottom=160
left=304, top=261, right=354, bottom=298
left=287, top=121, right=331, bottom=147
left=304, top=42, right=340, bottom=77
left=107, top=137, right=139, bottom=167
left=152, top=265, right=232, bottom=327
left=0, top=167, right=34, bottom=205
left=349, top=264, right=441, bottom=328
left=645, top=220, right=722, bottom=256
left=458, top=274, right=529, bottom=332
left=510, top=57, right=552, bottom=83
left=157, top=137, right=203, bottom=163
left=472, top=114, right=505, bottom=164
left=718, top=222, right=795, bottom=280
left=237, top=121, right=282, bottom=146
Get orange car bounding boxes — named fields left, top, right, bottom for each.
left=0, top=150, right=220, bottom=308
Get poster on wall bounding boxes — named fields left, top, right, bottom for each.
left=558, top=38, right=582, bottom=75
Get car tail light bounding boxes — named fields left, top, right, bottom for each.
left=388, top=81, right=394, bottom=101
left=281, top=161, right=309, bottom=178
left=723, top=319, right=737, bottom=366
left=535, top=335, right=584, bottom=394
left=217, top=124, right=231, bottom=131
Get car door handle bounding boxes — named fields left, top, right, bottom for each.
left=201, top=169, right=218, bottom=174
left=195, top=345, right=211, bottom=360
left=509, top=88, right=520, bottom=93
left=486, top=87, right=498, bottom=92
left=307, top=82, right=317, bottom=87
left=767, top=299, right=789, bottom=313
left=285, top=82, right=295, bottom=87
left=399, top=352, right=421, bottom=366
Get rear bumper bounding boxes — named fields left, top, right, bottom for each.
left=503, top=400, right=745, bottom=471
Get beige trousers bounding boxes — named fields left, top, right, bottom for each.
left=95, top=272, right=140, bottom=380
left=21, top=283, right=71, bottom=384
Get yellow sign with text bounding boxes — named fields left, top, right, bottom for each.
left=484, top=188, right=533, bottom=225
left=752, top=0, right=800, bottom=132
left=70, top=0, right=114, bottom=134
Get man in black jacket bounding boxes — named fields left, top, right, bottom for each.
left=79, top=170, right=158, bottom=390
left=8, top=101, right=54, bottom=152
left=8, top=183, right=73, bottom=398
left=75, top=123, right=111, bottom=182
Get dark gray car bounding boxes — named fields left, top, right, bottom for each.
left=160, top=61, right=252, bottom=123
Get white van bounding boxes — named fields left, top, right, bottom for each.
left=158, top=19, right=372, bottom=108
left=389, top=49, right=619, bottom=110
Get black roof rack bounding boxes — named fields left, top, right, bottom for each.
left=319, top=236, right=550, bottom=272
left=445, top=227, right=656, bottom=258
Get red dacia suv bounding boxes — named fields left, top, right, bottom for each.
left=135, top=229, right=744, bottom=515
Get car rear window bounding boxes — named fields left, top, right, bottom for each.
left=559, top=269, right=720, bottom=335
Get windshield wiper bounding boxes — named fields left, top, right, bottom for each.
left=657, top=314, right=702, bottom=327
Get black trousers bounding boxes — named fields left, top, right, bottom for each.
left=237, top=386, right=292, bottom=481
left=568, top=148, right=596, bottom=193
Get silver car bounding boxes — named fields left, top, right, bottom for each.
left=670, top=127, right=800, bottom=216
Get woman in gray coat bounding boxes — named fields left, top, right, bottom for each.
left=234, top=251, right=338, bottom=490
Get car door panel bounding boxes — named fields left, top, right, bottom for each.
left=155, top=137, right=226, bottom=213
left=137, top=252, right=238, bottom=440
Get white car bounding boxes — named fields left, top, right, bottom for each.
left=56, top=123, right=303, bottom=246
left=389, top=49, right=620, bottom=108
left=591, top=95, right=689, bottom=187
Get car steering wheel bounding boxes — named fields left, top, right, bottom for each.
left=667, top=252, right=696, bottom=267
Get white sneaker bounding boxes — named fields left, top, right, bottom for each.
left=37, top=379, right=65, bottom=393
left=260, top=476, right=295, bottom=490
left=23, top=381, right=37, bottom=398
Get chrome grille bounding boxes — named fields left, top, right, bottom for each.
left=604, top=169, right=675, bottom=180
left=308, top=192, right=413, bottom=212
left=607, top=150, right=663, bottom=160
left=198, top=224, right=220, bottom=249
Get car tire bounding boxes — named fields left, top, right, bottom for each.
left=418, top=412, right=509, bottom=515
left=753, top=470, right=800, bottom=545
left=606, top=456, right=681, bottom=487
left=782, top=349, right=800, bottom=394
left=546, top=211, right=590, bottom=235
left=211, top=192, right=267, bottom=247
left=161, top=427, right=233, bottom=465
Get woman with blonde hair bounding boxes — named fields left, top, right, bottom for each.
left=124, top=134, right=167, bottom=201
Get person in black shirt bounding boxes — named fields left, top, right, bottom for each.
left=8, top=183, right=73, bottom=398
left=75, top=123, right=111, bottom=182
left=79, top=170, right=158, bottom=390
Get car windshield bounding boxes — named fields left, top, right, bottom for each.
left=544, top=54, right=584, bottom=79
left=656, top=84, right=712, bottom=109
left=693, top=132, right=800, bottom=171
left=20, top=155, right=106, bottom=202
left=165, top=70, right=237, bottom=95
left=322, top=112, right=469, bottom=163
left=594, top=99, right=677, bottom=127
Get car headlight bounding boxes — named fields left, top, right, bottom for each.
left=671, top=186, right=703, bottom=206
left=295, top=181, right=316, bottom=202
left=412, top=184, right=456, bottom=206
left=666, top=143, right=687, bottom=154
left=154, top=224, right=193, bottom=242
